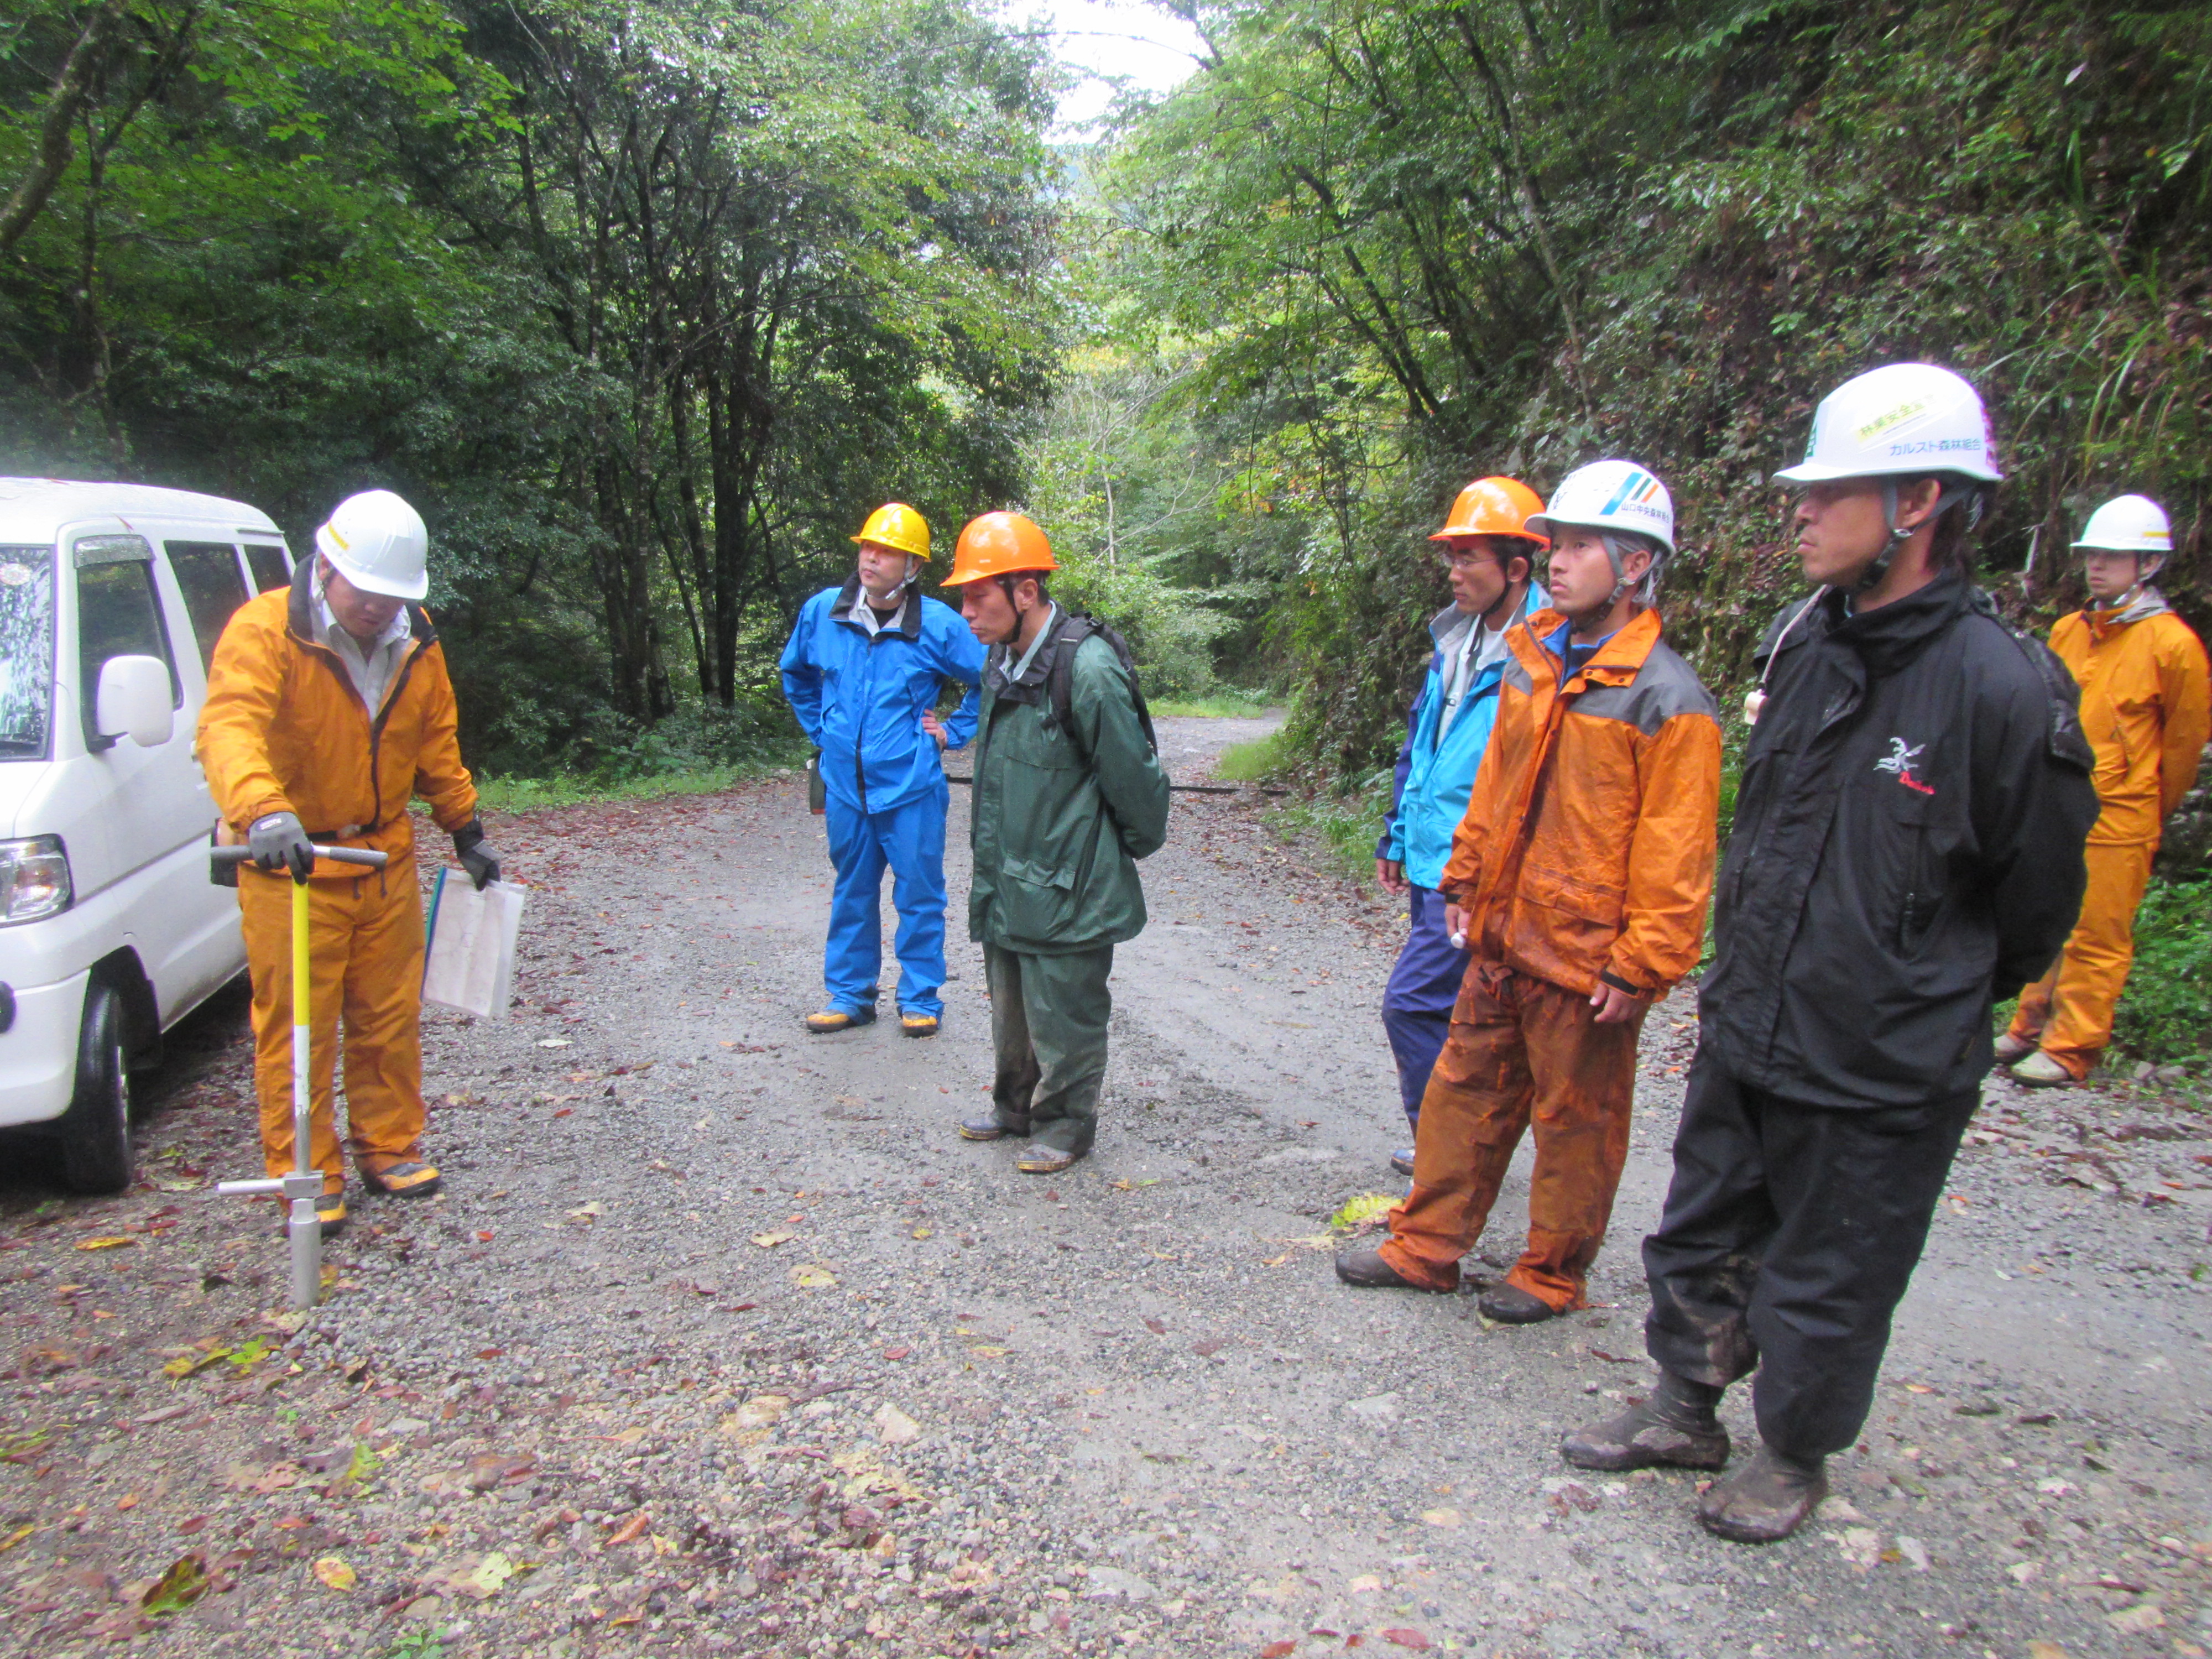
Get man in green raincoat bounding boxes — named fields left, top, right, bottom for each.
left=935, top=513, right=1171, bottom=1174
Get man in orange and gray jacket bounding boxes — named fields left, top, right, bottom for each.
left=197, top=489, right=496, bottom=1235
left=2002, top=494, right=2209, bottom=1085
left=1337, top=461, right=1720, bottom=1323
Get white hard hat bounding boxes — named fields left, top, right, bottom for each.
left=1526, top=460, right=1676, bottom=554
left=315, top=489, right=429, bottom=601
left=1773, top=362, right=2001, bottom=486
left=2073, top=493, right=2171, bottom=555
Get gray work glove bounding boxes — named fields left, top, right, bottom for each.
left=249, top=811, right=315, bottom=880
left=452, top=818, right=501, bottom=890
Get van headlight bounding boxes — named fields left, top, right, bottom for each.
left=0, top=837, right=72, bottom=924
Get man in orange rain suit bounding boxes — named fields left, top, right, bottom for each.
left=2002, top=493, right=2209, bottom=1086
left=199, top=489, right=496, bottom=1236
left=1335, top=461, right=1721, bottom=1324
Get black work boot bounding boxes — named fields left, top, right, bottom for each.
left=1333, top=1248, right=1454, bottom=1292
left=1477, top=1281, right=1560, bottom=1324
left=1697, top=1445, right=1828, bottom=1543
left=1560, top=1371, right=1729, bottom=1472
left=958, top=1113, right=1029, bottom=1141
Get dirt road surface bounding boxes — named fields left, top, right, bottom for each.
left=3, top=714, right=2209, bottom=1659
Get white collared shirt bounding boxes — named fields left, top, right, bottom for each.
left=1437, top=613, right=1513, bottom=738
left=315, top=573, right=412, bottom=715
left=852, top=588, right=909, bottom=638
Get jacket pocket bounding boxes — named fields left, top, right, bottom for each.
left=1517, top=862, right=1624, bottom=974
left=1884, top=789, right=1937, bottom=953
left=995, top=855, right=1078, bottom=942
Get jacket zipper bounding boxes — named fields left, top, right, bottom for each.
left=303, top=635, right=422, bottom=838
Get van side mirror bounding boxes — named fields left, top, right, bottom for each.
left=94, top=655, right=174, bottom=749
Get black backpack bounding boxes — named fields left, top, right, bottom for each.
left=987, top=611, right=1157, bottom=764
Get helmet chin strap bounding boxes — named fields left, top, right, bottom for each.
left=1858, top=478, right=1984, bottom=592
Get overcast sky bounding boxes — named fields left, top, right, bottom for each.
left=1010, top=0, right=1210, bottom=134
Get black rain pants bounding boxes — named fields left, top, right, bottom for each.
left=1641, top=1050, right=1978, bottom=1460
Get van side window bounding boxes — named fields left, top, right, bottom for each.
left=165, top=541, right=251, bottom=670
left=0, top=548, right=55, bottom=761
left=77, top=560, right=182, bottom=740
left=244, top=545, right=293, bottom=592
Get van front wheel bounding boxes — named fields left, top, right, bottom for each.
left=60, top=983, right=133, bottom=1194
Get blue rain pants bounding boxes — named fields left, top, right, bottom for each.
left=1381, top=883, right=1472, bottom=1130
left=823, top=780, right=951, bottom=1019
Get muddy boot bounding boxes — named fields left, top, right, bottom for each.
left=1697, top=1445, right=1828, bottom=1543
left=1561, top=1371, right=1728, bottom=1472
left=1334, top=1248, right=1454, bottom=1292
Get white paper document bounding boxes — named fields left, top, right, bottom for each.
left=421, top=871, right=526, bottom=1020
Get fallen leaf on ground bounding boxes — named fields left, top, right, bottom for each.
left=604, top=1514, right=650, bottom=1548
left=567, top=1202, right=604, bottom=1221
left=791, top=1264, right=837, bottom=1288
left=311, top=1556, right=357, bottom=1592
left=1142, top=1317, right=1166, bottom=1335
left=723, top=1396, right=789, bottom=1433
left=466, top=1453, right=536, bottom=1491
left=1193, top=1339, right=1224, bottom=1357
left=0, top=1525, right=34, bottom=1552
left=140, top=1552, right=210, bottom=1615
left=2027, top=1644, right=2070, bottom=1659
left=751, top=1230, right=795, bottom=1248
left=76, top=1237, right=135, bottom=1251
left=1261, top=1644, right=1297, bottom=1658
left=1420, top=1507, right=1461, bottom=1528
left=1108, top=1178, right=1159, bottom=1191
left=460, top=1552, right=517, bottom=1595
left=882, top=1346, right=911, bottom=1360
left=872, top=1405, right=920, bottom=1446
left=1382, top=1631, right=1433, bottom=1650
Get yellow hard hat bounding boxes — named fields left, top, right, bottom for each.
left=852, top=502, right=930, bottom=561
left=946, top=513, right=1057, bottom=587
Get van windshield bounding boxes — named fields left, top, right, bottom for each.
left=0, top=547, right=54, bottom=760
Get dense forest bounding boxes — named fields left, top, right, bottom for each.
left=3, top=0, right=2207, bottom=794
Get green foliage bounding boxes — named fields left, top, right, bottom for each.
left=1150, top=692, right=1279, bottom=718
left=1102, top=0, right=2212, bottom=780
left=2112, top=877, right=2212, bottom=1065
left=0, top=0, right=1059, bottom=773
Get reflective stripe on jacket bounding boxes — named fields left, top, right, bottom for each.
left=779, top=579, right=985, bottom=816
left=1379, top=584, right=1548, bottom=891
left=2047, top=592, right=2209, bottom=847
left=969, top=624, right=1170, bottom=953
left=196, top=577, right=477, bottom=875
left=1439, top=606, right=1721, bottom=997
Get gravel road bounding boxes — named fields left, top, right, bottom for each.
left=2, top=713, right=2209, bottom=1659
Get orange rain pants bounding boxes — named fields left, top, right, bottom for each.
left=2006, top=838, right=2156, bottom=1080
left=1378, top=962, right=1643, bottom=1311
left=239, top=859, right=429, bottom=1191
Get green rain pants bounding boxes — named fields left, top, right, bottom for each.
left=984, top=943, right=1114, bottom=1156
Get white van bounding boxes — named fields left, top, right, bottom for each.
left=0, top=479, right=295, bottom=1192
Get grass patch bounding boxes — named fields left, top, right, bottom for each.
left=1213, top=731, right=1292, bottom=782
left=475, top=761, right=792, bottom=815
left=1149, top=691, right=1283, bottom=718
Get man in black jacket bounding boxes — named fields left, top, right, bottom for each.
left=1560, top=363, right=2098, bottom=1543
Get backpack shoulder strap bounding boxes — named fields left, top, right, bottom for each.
left=1046, top=614, right=1159, bottom=764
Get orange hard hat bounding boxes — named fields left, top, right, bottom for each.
left=945, top=512, right=1057, bottom=586
left=1430, top=476, right=1549, bottom=547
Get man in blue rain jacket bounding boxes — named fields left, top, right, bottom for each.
left=1373, top=477, right=1548, bottom=1173
left=780, top=503, right=987, bottom=1037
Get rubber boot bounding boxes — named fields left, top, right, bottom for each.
left=1697, top=1445, right=1828, bottom=1543
left=1560, top=1371, right=1729, bottom=1472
